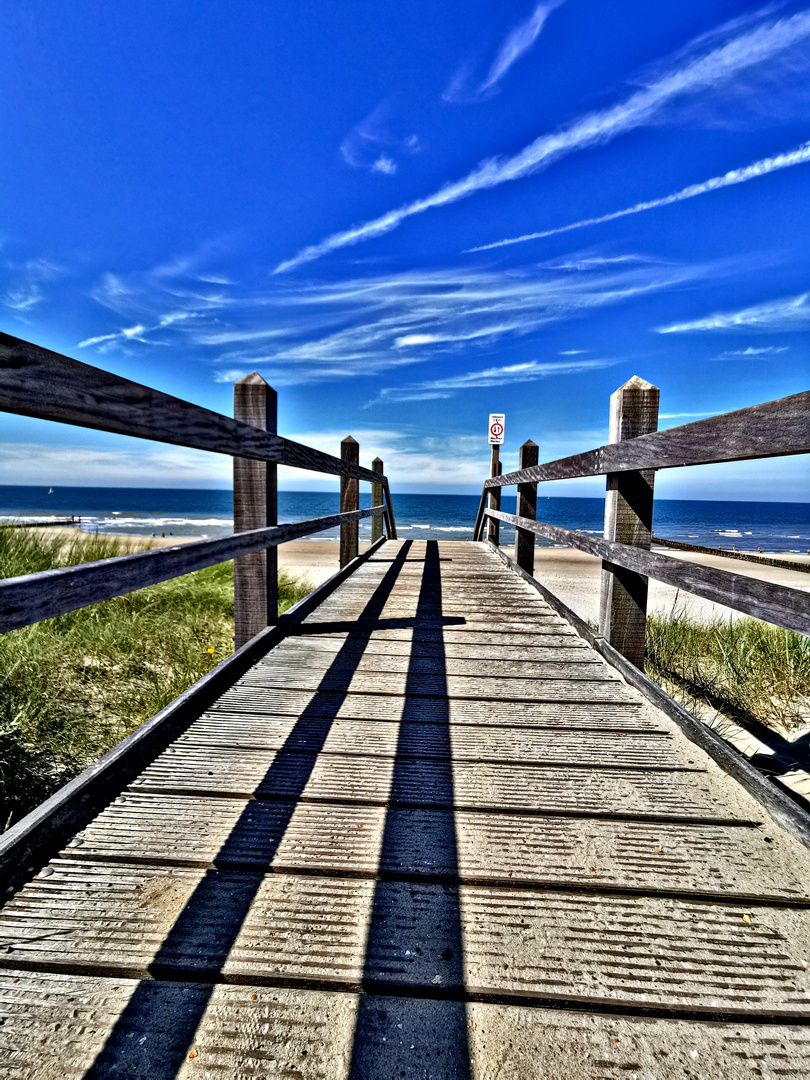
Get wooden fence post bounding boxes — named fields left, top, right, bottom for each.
left=340, top=436, right=359, bottom=567
left=488, top=445, right=501, bottom=547
left=370, top=457, right=384, bottom=543
left=233, top=373, right=277, bottom=648
left=599, top=376, right=660, bottom=668
left=515, top=440, right=538, bottom=574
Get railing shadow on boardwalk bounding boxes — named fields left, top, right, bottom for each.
left=83, top=540, right=472, bottom=1080
left=348, top=540, right=471, bottom=1078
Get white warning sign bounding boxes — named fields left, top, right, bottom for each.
left=488, top=413, right=505, bottom=445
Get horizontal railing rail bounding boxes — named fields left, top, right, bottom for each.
left=1, top=331, right=397, bottom=643
left=482, top=390, right=810, bottom=489
left=483, top=509, right=810, bottom=636
left=0, top=506, right=385, bottom=634
left=474, top=378, right=809, bottom=667
left=0, top=332, right=385, bottom=485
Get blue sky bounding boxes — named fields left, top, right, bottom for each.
left=1, top=0, right=808, bottom=499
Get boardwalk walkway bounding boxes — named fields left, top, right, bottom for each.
left=3, top=539, right=810, bottom=1077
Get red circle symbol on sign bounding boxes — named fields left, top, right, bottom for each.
left=490, top=422, right=504, bottom=437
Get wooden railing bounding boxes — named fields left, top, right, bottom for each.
left=0, top=332, right=396, bottom=643
left=473, top=377, right=810, bottom=665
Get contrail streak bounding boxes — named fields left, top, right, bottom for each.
left=274, top=11, right=810, bottom=273
left=466, top=139, right=810, bottom=252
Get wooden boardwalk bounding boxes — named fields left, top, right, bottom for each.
left=3, top=539, right=810, bottom=1078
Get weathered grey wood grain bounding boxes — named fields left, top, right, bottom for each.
left=515, top=439, right=538, bottom=574
left=6, top=862, right=810, bottom=1016
left=208, top=687, right=654, bottom=730
left=0, top=331, right=386, bottom=483
left=340, top=436, right=359, bottom=568
left=488, top=446, right=500, bottom=546
left=135, top=750, right=735, bottom=817
left=0, top=507, right=384, bottom=633
left=0, top=537, right=387, bottom=893
left=176, top=716, right=687, bottom=769
left=472, top=486, right=488, bottom=541
left=382, top=478, right=398, bottom=539
left=6, top=971, right=810, bottom=1080
left=599, top=376, right=659, bottom=667
left=485, top=509, right=810, bottom=634
left=483, top=389, right=810, bottom=487
left=370, top=456, right=384, bottom=543
left=254, top=652, right=607, bottom=681
left=486, top=538, right=810, bottom=852
left=233, top=373, right=277, bottom=647
left=72, top=793, right=810, bottom=900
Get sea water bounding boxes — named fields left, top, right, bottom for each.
left=0, top=486, right=807, bottom=553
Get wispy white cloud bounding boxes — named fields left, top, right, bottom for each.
left=0, top=441, right=234, bottom=488
left=3, top=283, right=43, bottom=312
left=445, top=0, right=564, bottom=103
left=340, top=103, right=419, bottom=176
left=2, top=255, right=67, bottom=314
left=213, top=369, right=250, bottom=383
left=559, top=348, right=586, bottom=354
left=659, top=411, right=715, bottom=419
left=276, top=9, right=810, bottom=272
left=713, top=345, right=790, bottom=358
left=467, top=138, right=810, bottom=251
left=372, top=156, right=398, bottom=176
left=77, top=250, right=709, bottom=384
left=77, top=323, right=153, bottom=350
left=657, top=292, right=810, bottom=333
left=77, top=331, right=121, bottom=348
left=367, top=356, right=617, bottom=406
left=482, top=0, right=564, bottom=92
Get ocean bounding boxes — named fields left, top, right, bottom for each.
left=0, top=486, right=808, bottom=553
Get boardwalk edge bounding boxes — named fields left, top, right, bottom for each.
left=485, top=539, right=810, bottom=853
left=0, top=536, right=388, bottom=901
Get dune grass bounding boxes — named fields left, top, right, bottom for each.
left=645, top=611, right=810, bottom=737
left=0, top=528, right=311, bottom=828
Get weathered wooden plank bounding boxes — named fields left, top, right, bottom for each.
left=133, top=747, right=744, bottom=819
left=5, top=970, right=810, bottom=1080
left=488, top=445, right=501, bottom=545
left=0, top=507, right=384, bottom=633
left=255, top=653, right=608, bottom=680
left=296, top=625, right=583, bottom=643
left=487, top=538, right=810, bottom=854
left=176, top=716, right=686, bottom=768
left=484, top=389, right=810, bottom=486
left=486, top=509, right=810, bottom=634
left=370, top=456, right=384, bottom=543
left=3, top=862, right=810, bottom=1016
left=339, top=436, right=359, bottom=569
left=599, top=376, right=659, bottom=667
left=237, top=667, right=635, bottom=703
left=0, top=332, right=386, bottom=483
left=382, top=478, right=398, bottom=539
left=515, top=439, right=538, bottom=574
left=71, top=793, right=808, bottom=900
left=0, top=537, right=388, bottom=893
left=233, top=373, right=277, bottom=647
left=272, top=637, right=590, bottom=661
left=206, top=689, right=655, bottom=730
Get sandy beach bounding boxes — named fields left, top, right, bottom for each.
left=33, top=527, right=366, bottom=588
left=27, top=526, right=809, bottom=625
left=525, top=544, right=810, bottom=626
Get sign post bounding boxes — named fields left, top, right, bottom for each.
left=487, top=414, right=505, bottom=546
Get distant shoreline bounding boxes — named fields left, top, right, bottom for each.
left=27, top=526, right=810, bottom=625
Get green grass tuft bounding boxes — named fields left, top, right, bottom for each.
left=645, top=611, right=810, bottom=736
left=0, top=528, right=312, bottom=828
